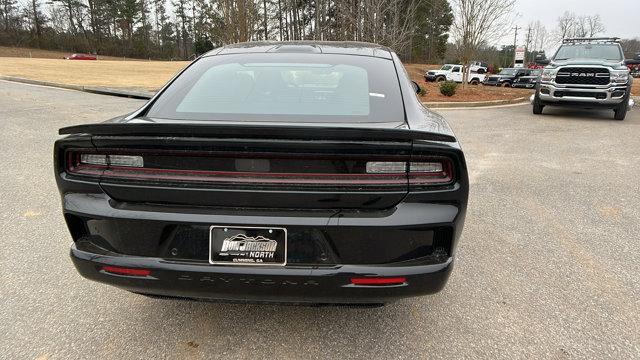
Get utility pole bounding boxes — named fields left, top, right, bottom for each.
left=525, top=26, right=533, bottom=64
left=512, top=25, right=520, bottom=67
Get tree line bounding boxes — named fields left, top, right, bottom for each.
left=0, top=0, right=453, bottom=62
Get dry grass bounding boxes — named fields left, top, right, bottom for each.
left=0, top=57, right=188, bottom=91
left=0, top=46, right=143, bottom=60
left=420, top=82, right=534, bottom=102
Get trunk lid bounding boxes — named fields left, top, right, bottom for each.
left=60, top=123, right=455, bottom=210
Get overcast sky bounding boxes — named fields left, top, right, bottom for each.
left=497, top=0, right=639, bottom=50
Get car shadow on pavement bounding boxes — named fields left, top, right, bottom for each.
left=111, top=293, right=434, bottom=357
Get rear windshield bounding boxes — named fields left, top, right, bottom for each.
left=554, top=44, right=623, bottom=61
left=146, top=53, right=405, bottom=123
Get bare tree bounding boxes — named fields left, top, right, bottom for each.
left=528, top=20, right=548, bottom=52
left=450, top=0, right=516, bottom=87
left=586, top=15, right=605, bottom=37
left=555, top=11, right=575, bottom=42
left=553, top=11, right=606, bottom=49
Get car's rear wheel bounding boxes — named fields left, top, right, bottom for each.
left=501, top=82, right=511, bottom=88
left=532, top=93, right=544, bottom=115
left=470, top=79, right=479, bottom=85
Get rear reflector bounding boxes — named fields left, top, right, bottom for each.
left=351, top=277, right=407, bottom=285
left=101, top=266, right=151, bottom=277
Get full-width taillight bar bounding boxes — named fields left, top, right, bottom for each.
left=66, top=150, right=455, bottom=187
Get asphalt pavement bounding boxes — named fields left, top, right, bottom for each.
left=1, top=80, right=638, bottom=359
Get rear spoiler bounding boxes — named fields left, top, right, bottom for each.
left=59, top=123, right=457, bottom=143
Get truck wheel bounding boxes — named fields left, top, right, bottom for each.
left=436, top=76, right=446, bottom=82
left=613, top=103, right=627, bottom=120
left=470, top=79, right=479, bottom=85
left=501, top=82, right=512, bottom=88
left=477, top=68, right=486, bottom=74
left=532, top=94, right=544, bottom=115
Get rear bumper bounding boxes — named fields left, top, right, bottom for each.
left=71, top=245, right=453, bottom=304
left=63, top=193, right=465, bottom=303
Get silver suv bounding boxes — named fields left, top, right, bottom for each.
left=532, top=38, right=634, bottom=120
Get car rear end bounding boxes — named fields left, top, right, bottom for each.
left=54, top=46, right=468, bottom=304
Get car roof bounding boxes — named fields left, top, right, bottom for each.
left=202, top=41, right=393, bottom=59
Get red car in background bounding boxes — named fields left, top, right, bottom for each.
left=64, top=53, right=97, bottom=60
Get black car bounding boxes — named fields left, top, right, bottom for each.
left=54, top=41, right=469, bottom=305
left=484, top=68, right=531, bottom=87
left=512, top=69, right=542, bottom=88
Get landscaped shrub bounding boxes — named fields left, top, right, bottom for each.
left=439, top=81, right=458, bottom=97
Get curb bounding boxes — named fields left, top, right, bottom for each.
left=423, top=97, right=528, bottom=108
left=0, top=76, right=155, bottom=99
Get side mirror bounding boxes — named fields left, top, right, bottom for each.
left=411, top=80, right=423, bottom=95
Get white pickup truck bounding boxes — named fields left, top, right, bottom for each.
left=425, top=63, right=487, bottom=84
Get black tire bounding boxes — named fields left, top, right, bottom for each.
left=501, top=81, right=512, bottom=88
left=532, top=93, right=544, bottom=115
left=470, top=79, right=479, bottom=85
left=477, top=68, right=486, bottom=74
left=436, top=76, right=446, bottom=82
left=613, top=102, right=628, bottom=120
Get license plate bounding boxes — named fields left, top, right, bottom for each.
left=209, top=226, right=287, bottom=266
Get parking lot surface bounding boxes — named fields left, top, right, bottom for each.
left=1, top=80, right=638, bottom=359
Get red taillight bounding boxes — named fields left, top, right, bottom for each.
left=101, top=266, right=151, bottom=277
left=350, top=277, right=407, bottom=285
left=66, top=150, right=454, bottom=187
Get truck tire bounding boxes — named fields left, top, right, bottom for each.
left=501, top=82, right=512, bottom=88
left=436, top=76, right=446, bottom=82
left=470, top=78, right=479, bottom=85
left=613, top=102, right=628, bottom=120
left=477, top=68, right=486, bottom=74
left=532, top=93, right=544, bottom=115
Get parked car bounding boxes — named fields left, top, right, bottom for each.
left=512, top=69, right=542, bottom=88
left=425, top=62, right=487, bottom=82
left=483, top=68, right=531, bottom=87
left=468, top=61, right=488, bottom=74
left=54, top=41, right=469, bottom=305
left=425, top=64, right=458, bottom=82
left=532, top=37, right=634, bottom=120
left=64, top=53, right=97, bottom=60
left=446, top=65, right=486, bottom=85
